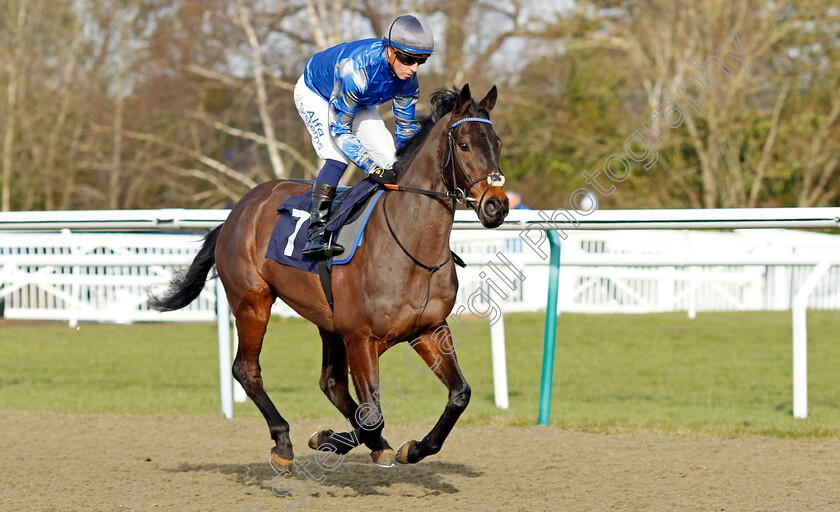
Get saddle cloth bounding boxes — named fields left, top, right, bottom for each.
left=265, top=179, right=383, bottom=274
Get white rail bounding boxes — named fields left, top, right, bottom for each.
left=2, top=207, right=838, bottom=420
left=1, top=207, right=838, bottom=231
left=492, top=207, right=840, bottom=230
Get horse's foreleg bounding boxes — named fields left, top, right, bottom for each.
left=310, top=329, right=394, bottom=466
left=331, top=333, right=396, bottom=467
left=229, top=285, right=294, bottom=473
left=396, top=322, right=470, bottom=464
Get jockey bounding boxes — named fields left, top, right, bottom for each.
left=294, top=14, right=434, bottom=259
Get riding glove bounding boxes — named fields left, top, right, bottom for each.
left=368, top=166, right=397, bottom=185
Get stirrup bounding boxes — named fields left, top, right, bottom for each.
left=302, top=232, right=344, bottom=259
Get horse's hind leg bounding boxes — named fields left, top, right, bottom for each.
left=309, top=329, right=395, bottom=467
left=395, top=322, right=470, bottom=464
left=229, top=283, right=294, bottom=472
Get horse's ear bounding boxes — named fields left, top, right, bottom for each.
left=479, top=85, right=497, bottom=113
left=454, top=83, right=472, bottom=117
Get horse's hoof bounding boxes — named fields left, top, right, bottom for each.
left=371, top=449, right=396, bottom=468
left=395, top=440, right=420, bottom=464
left=269, top=451, right=293, bottom=475
left=307, top=430, right=334, bottom=451
left=307, top=431, right=320, bottom=450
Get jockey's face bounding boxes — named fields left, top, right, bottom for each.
left=387, top=47, right=421, bottom=80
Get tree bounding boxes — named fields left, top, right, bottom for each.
left=499, top=0, right=840, bottom=209
left=1, top=0, right=30, bottom=211
left=567, top=0, right=839, bottom=208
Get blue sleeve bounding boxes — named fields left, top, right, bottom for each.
left=328, top=58, right=378, bottom=173
left=393, top=76, right=419, bottom=149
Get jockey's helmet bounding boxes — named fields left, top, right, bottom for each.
left=382, top=15, right=434, bottom=56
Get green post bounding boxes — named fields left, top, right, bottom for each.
left=538, top=230, right=562, bottom=425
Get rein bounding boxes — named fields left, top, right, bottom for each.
left=382, top=187, right=453, bottom=326
left=383, top=190, right=451, bottom=273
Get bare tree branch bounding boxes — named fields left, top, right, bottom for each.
left=237, top=0, right=286, bottom=179
left=748, top=80, right=790, bottom=207
left=155, top=159, right=242, bottom=204
left=184, top=64, right=247, bottom=89
left=43, top=22, right=82, bottom=210
left=1, top=0, right=29, bottom=211
left=109, top=3, right=140, bottom=209
left=191, top=111, right=318, bottom=177
left=124, top=129, right=259, bottom=189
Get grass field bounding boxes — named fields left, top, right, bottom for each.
left=1, top=311, right=839, bottom=438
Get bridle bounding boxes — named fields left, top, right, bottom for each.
left=384, top=115, right=505, bottom=210
left=383, top=114, right=506, bottom=273
left=443, top=116, right=506, bottom=224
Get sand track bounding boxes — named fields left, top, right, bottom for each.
left=2, top=413, right=839, bottom=511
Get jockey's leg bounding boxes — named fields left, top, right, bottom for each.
left=302, top=159, right=347, bottom=259
left=352, top=106, right=397, bottom=170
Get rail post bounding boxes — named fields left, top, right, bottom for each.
left=792, top=262, right=831, bottom=419
left=538, top=230, right=562, bottom=425
left=216, top=277, right=234, bottom=419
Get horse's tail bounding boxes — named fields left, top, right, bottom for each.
left=148, top=224, right=223, bottom=312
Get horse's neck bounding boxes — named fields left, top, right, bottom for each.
left=387, top=119, right=454, bottom=259
left=399, top=115, right=450, bottom=194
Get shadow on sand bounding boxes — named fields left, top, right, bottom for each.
left=166, top=452, right=482, bottom=500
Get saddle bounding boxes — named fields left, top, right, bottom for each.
left=266, top=179, right=384, bottom=309
left=286, top=178, right=380, bottom=231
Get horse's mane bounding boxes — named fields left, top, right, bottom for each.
left=392, top=87, right=487, bottom=173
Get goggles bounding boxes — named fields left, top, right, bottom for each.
left=392, top=47, right=429, bottom=66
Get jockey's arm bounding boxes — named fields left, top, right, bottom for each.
left=392, top=77, right=420, bottom=149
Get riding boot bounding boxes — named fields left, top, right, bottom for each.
left=302, top=182, right=344, bottom=259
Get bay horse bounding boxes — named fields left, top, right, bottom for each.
left=150, top=84, right=509, bottom=470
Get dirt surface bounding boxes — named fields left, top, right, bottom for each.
left=2, top=413, right=839, bottom=512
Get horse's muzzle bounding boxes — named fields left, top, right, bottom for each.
left=481, top=196, right=509, bottom=228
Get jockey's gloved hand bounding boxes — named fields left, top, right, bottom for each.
left=368, top=166, right=397, bottom=185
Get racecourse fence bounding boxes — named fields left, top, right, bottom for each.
left=2, top=227, right=839, bottom=324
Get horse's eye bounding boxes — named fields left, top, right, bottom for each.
left=458, top=142, right=470, bottom=151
